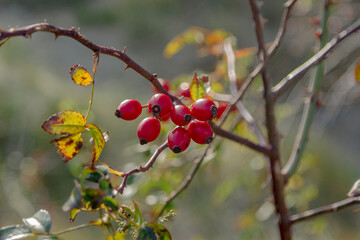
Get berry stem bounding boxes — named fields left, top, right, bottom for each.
left=141, top=104, right=149, bottom=108
left=85, top=52, right=99, bottom=120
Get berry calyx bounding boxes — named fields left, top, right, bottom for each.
left=170, top=105, right=192, bottom=126
left=191, top=98, right=217, bottom=121
left=177, top=82, right=191, bottom=98
left=114, top=99, right=142, bottom=121
left=137, top=117, right=161, bottom=145
left=148, top=93, right=173, bottom=118
left=167, top=127, right=191, bottom=153
left=188, top=120, right=213, bottom=144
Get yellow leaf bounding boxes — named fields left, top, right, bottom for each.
left=42, top=110, right=86, bottom=135
left=70, top=65, right=93, bottom=86
left=98, top=161, right=124, bottom=177
left=106, top=232, right=126, bottom=240
left=51, top=133, right=83, bottom=162
left=235, top=47, right=256, bottom=59
left=190, top=73, right=206, bottom=101
left=355, top=60, right=360, bottom=83
left=86, top=124, right=106, bottom=166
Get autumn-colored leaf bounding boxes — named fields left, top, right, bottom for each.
left=98, top=162, right=124, bottom=177
left=164, top=27, right=207, bottom=58
left=51, top=133, right=83, bottom=162
left=189, top=73, right=206, bottom=101
left=106, top=232, right=126, bottom=240
left=86, top=123, right=105, bottom=166
left=355, top=60, right=360, bottom=83
left=235, top=47, right=256, bottom=59
left=0, top=37, right=10, bottom=47
left=70, top=65, right=93, bottom=86
left=42, top=110, right=86, bottom=135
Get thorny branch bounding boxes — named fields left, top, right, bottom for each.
left=249, top=0, right=291, bottom=239
left=0, top=23, right=181, bottom=104
left=272, top=18, right=360, bottom=99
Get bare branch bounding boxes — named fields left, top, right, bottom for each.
left=272, top=18, right=360, bottom=99
left=116, top=141, right=168, bottom=194
left=0, top=23, right=181, bottom=103
left=249, top=0, right=291, bottom=239
left=290, top=196, right=360, bottom=224
left=266, top=0, right=298, bottom=59
left=210, top=121, right=271, bottom=155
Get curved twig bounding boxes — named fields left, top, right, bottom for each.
left=0, top=23, right=181, bottom=103
left=116, top=141, right=168, bottom=194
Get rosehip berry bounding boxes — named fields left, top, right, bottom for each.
left=177, top=82, right=191, bottom=98
left=114, top=99, right=142, bottom=121
left=152, top=78, right=170, bottom=93
left=148, top=93, right=173, bottom=117
left=137, top=117, right=161, bottom=145
left=215, top=102, right=228, bottom=119
left=191, top=98, right=217, bottom=121
left=167, top=127, right=191, bottom=153
left=170, top=105, right=192, bottom=126
left=188, top=120, right=213, bottom=144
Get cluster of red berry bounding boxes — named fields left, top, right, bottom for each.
left=115, top=82, right=217, bottom=153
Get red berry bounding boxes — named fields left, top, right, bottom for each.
left=137, top=117, right=161, bottom=145
left=191, top=98, right=217, bottom=121
left=177, top=82, right=191, bottom=98
left=188, top=120, right=213, bottom=144
left=148, top=93, right=173, bottom=117
left=160, top=111, right=171, bottom=121
left=215, top=102, right=228, bottom=119
left=152, top=78, right=170, bottom=93
left=170, top=105, right=192, bottom=126
left=114, top=99, right=142, bottom=120
left=168, top=127, right=191, bottom=153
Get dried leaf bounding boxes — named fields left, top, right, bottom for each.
left=42, top=110, right=86, bottom=135
left=70, top=65, right=93, bottom=86
left=51, top=133, right=83, bottom=162
left=189, top=73, right=206, bottom=101
left=86, top=124, right=105, bottom=166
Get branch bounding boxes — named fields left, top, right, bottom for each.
left=116, top=141, right=168, bottom=194
left=266, top=0, right=298, bottom=59
left=290, top=196, right=360, bottom=224
left=210, top=121, right=271, bottom=155
left=155, top=144, right=211, bottom=220
left=0, top=23, right=181, bottom=103
left=249, top=1, right=291, bottom=239
left=282, top=0, right=331, bottom=179
left=272, top=18, right=360, bottom=99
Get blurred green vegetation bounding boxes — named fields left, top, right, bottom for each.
left=1, top=0, right=360, bottom=239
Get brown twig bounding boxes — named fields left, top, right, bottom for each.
left=210, top=122, right=271, bottom=155
left=0, top=23, right=181, bottom=104
left=266, top=0, right=298, bottom=59
left=272, top=18, right=360, bottom=99
left=249, top=0, right=291, bottom=239
left=290, top=196, right=360, bottom=224
left=116, top=141, right=168, bottom=194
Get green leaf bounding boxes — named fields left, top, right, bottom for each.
left=103, top=196, right=119, bottom=210
left=133, top=201, right=143, bottom=225
left=22, top=210, right=52, bottom=233
left=137, top=225, right=157, bottom=240
left=86, top=171, right=103, bottom=183
left=189, top=73, right=206, bottom=101
left=42, top=110, right=86, bottom=135
left=147, top=224, right=171, bottom=240
left=86, top=123, right=106, bottom=166
left=0, top=225, right=32, bottom=240
left=69, top=209, right=81, bottom=223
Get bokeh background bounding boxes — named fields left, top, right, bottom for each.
left=0, top=0, right=360, bottom=239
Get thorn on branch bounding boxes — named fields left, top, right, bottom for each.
left=122, top=46, right=127, bottom=53
left=124, top=65, right=130, bottom=71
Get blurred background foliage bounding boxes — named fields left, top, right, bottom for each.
left=0, top=0, right=360, bottom=239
